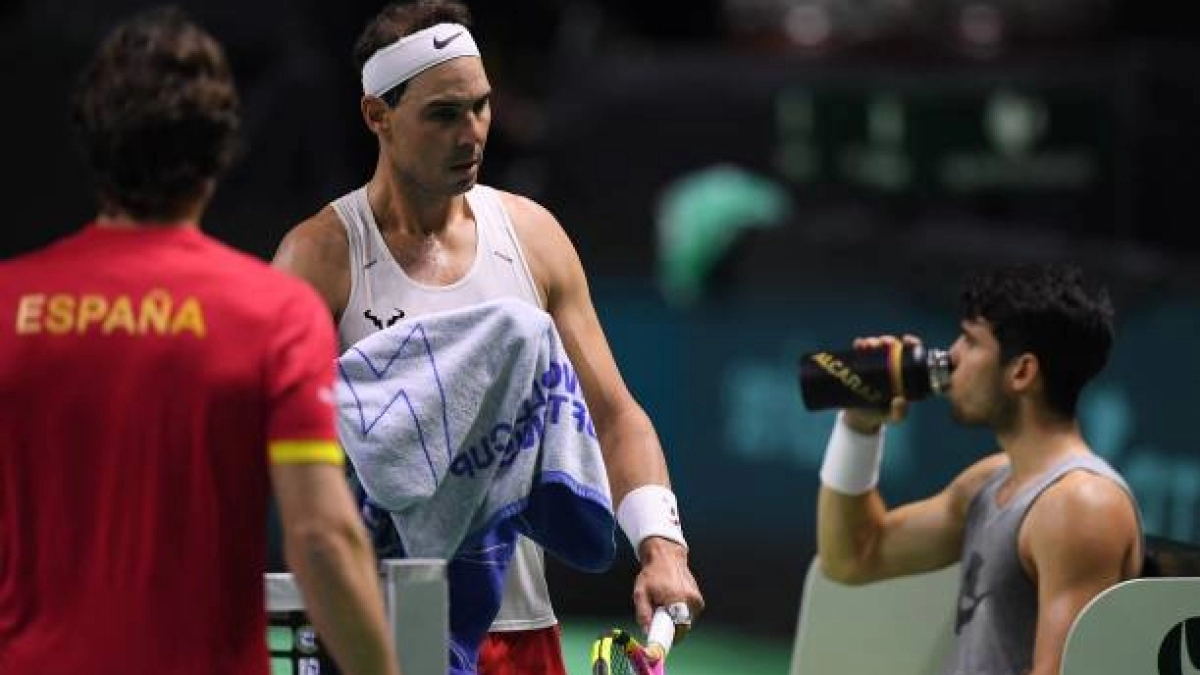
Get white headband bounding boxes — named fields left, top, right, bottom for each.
left=361, top=23, right=481, bottom=97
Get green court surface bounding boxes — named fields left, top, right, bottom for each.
left=559, top=616, right=792, bottom=675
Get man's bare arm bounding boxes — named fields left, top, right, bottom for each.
left=272, top=462, right=401, bottom=675
left=1023, top=472, right=1140, bottom=675
left=503, top=192, right=704, bottom=632
left=818, top=448, right=1007, bottom=584
left=503, top=194, right=666, bottom=506
left=272, top=210, right=352, bottom=318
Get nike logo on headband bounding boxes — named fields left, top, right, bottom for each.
left=433, top=31, right=464, bottom=49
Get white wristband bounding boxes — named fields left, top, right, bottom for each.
left=616, top=485, right=688, bottom=559
left=819, top=413, right=885, bottom=495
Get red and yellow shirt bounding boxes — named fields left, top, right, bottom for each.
left=0, top=224, right=341, bottom=675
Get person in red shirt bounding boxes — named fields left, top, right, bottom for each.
left=0, top=8, right=401, bottom=675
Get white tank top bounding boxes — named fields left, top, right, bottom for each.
left=332, top=184, right=557, bottom=631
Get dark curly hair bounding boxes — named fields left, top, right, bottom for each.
left=352, top=0, right=473, bottom=106
left=72, top=6, right=240, bottom=221
left=959, top=262, right=1115, bottom=418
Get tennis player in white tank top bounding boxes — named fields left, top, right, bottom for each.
left=271, top=3, right=704, bottom=672
left=333, top=183, right=559, bottom=635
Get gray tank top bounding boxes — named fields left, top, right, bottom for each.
left=941, top=453, right=1140, bottom=675
left=332, top=184, right=557, bottom=631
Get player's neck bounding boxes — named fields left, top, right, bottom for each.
left=996, top=413, right=1088, bottom=482
left=367, top=169, right=467, bottom=237
left=95, top=185, right=210, bottom=229
left=95, top=214, right=200, bottom=230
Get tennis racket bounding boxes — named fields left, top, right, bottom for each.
left=590, top=606, right=678, bottom=675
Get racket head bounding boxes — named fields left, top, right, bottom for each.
left=590, top=629, right=664, bottom=675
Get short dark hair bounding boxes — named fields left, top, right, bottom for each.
left=959, top=262, right=1115, bottom=417
left=72, top=6, right=240, bottom=220
left=351, top=0, right=473, bottom=106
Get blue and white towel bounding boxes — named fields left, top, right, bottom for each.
left=335, top=298, right=615, bottom=674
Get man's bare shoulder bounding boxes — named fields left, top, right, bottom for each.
left=1023, top=465, right=1141, bottom=578
left=963, top=453, right=1010, bottom=485
left=275, top=206, right=349, bottom=268
left=493, top=190, right=580, bottom=294
left=1032, top=469, right=1137, bottom=530
left=495, top=190, right=581, bottom=257
left=273, top=206, right=351, bottom=316
left=946, top=452, right=1009, bottom=515
left=495, top=190, right=560, bottom=235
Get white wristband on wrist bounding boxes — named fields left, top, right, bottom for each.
left=616, top=485, right=688, bottom=559
left=819, top=412, right=886, bottom=495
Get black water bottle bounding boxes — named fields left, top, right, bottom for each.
left=797, top=343, right=952, bottom=411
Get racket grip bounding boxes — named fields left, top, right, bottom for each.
left=645, top=607, right=676, bottom=660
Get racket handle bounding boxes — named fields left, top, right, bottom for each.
left=645, top=606, right=676, bottom=660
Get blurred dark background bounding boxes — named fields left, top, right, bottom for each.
left=4, top=0, right=1200, bottom=650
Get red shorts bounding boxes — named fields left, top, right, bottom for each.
left=477, top=625, right=568, bottom=675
